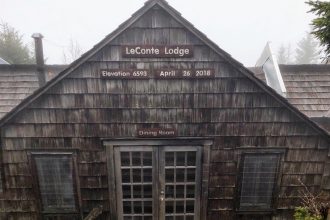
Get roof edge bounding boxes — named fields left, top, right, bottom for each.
left=0, top=64, right=68, bottom=70
left=279, top=64, right=330, bottom=73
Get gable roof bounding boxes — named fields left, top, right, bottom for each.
left=0, top=0, right=329, bottom=138
left=0, top=65, right=66, bottom=119
left=251, top=64, right=330, bottom=118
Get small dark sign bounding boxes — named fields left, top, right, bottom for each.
left=122, top=45, right=193, bottom=58
left=155, top=69, right=215, bottom=79
left=137, top=128, right=177, bottom=138
left=100, top=69, right=149, bottom=79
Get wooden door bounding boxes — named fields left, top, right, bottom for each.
left=114, top=146, right=201, bottom=220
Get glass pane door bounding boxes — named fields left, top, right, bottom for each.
left=159, top=147, right=202, bottom=220
left=115, top=147, right=158, bottom=220
left=115, top=146, right=201, bottom=220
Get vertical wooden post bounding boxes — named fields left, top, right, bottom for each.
left=32, top=33, right=46, bottom=87
left=106, top=145, right=117, bottom=220
left=201, top=143, right=211, bottom=220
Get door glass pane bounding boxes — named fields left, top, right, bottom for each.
left=164, top=151, right=198, bottom=220
left=144, top=201, right=153, bottom=214
left=119, top=150, right=153, bottom=220
left=176, top=152, right=185, bottom=166
left=176, top=185, right=184, bottom=198
left=165, top=152, right=175, bottom=166
left=123, top=201, right=132, bottom=213
left=186, top=201, right=195, bottom=213
left=166, top=201, right=174, bottom=213
left=187, top=152, right=196, bottom=166
left=133, top=201, right=142, bottom=214
left=166, top=169, right=175, bottom=182
left=176, top=201, right=184, bottom=213
left=143, top=185, right=152, bottom=198
left=122, top=169, right=130, bottom=183
left=121, top=152, right=130, bottom=166
left=176, top=169, right=185, bottom=182
left=186, top=185, right=195, bottom=198
left=143, top=152, right=152, bottom=166
left=132, top=169, right=141, bottom=182
left=132, top=152, right=141, bottom=166
left=122, top=185, right=131, bottom=199
left=165, top=185, right=174, bottom=198
left=133, top=185, right=142, bottom=198
left=143, top=168, right=152, bottom=182
left=187, top=168, right=196, bottom=182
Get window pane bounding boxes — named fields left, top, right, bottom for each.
left=35, top=155, right=75, bottom=211
left=240, top=154, right=279, bottom=209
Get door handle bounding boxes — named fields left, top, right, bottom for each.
left=160, top=190, right=165, bottom=201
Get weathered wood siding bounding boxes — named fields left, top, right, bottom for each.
left=0, top=65, right=66, bottom=120
left=0, top=6, right=329, bottom=220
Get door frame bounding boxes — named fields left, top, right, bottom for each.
left=103, top=138, right=213, bottom=220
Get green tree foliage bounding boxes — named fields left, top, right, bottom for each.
left=306, top=0, right=330, bottom=62
left=294, top=207, right=323, bottom=220
left=295, top=32, right=320, bottom=64
left=0, top=22, right=34, bottom=64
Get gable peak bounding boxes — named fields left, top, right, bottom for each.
left=145, top=0, right=168, bottom=5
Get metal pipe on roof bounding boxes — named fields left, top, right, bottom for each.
left=32, top=33, right=46, bottom=87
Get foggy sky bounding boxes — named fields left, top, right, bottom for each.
left=0, top=0, right=315, bottom=66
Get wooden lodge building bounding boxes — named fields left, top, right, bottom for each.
left=0, top=0, right=329, bottom=219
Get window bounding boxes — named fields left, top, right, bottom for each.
left=238, top=153, right=280, bottom=211
left=33, top=154, right=77, bottom=213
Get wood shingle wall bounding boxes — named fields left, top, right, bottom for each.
left=0, top=65, right=66, bottom=119
left=0, top=4, right=329, bottom=220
